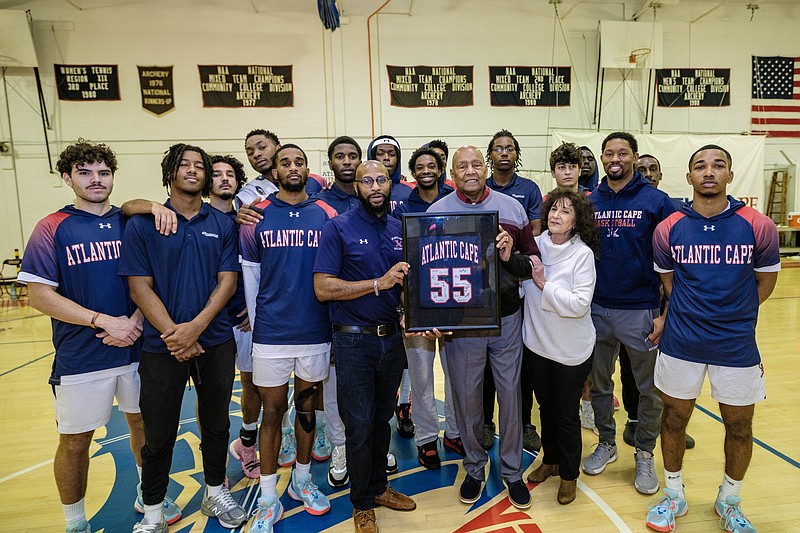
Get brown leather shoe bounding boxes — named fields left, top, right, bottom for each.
left=527, top=462, right=559, bottom=483
left=353, top=508, right=379, bottom=532
left=374, top=486, right=417, bottom=511
left=557, top=479, right=577, bottom=505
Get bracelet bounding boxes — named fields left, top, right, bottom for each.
left=373, top=278, right=380, bottom=296
left=90, top=311, right=100, bottom=329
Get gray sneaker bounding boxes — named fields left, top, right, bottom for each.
left=201, top=487, right=247, bottom=528
left=582, top=441, right=618, bottom=475
left=132, top=517, right=167, bottom=533
left=634, top=448, right=659, bottom=495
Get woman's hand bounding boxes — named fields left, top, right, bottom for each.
left=530, top=255, right=546, bottom=290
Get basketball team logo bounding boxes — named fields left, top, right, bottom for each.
left=91, top=376, right=540, bottom=532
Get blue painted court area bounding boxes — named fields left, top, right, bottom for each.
left=90, top=378, right=534, bottom=532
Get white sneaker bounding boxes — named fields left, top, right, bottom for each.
left=386, top=452, right=398, bottom=474
left=327, top=444, right=349, bottom=487
left=132, top=517, right=166, bottom=533
left=580, top=401, right=599, bottom=436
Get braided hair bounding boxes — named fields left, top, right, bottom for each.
left=161, top=143, right=213, bottom=196
left=486, top=129, right=522, bottom=171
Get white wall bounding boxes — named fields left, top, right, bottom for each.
left=1, top=0, right=799, bottom=254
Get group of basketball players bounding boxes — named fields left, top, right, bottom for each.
left=19, top=127, right=779, bottom=533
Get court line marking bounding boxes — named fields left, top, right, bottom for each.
left=0, top=350, right=53, bottom=377
left=0, top=459, right=53, bottom=484
left=0, top=312, right=43, bottom=323
left=0, top=339, right=56, bottom=345
left=0, top=414, right=206, bottom=484
left=694, top=403, right=800, bottom=468
left=578, top=479, right=634, bottom=533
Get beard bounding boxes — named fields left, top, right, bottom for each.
left=358, top=191, right=389, bottom=216
left=606, top=168, right=628, bottom=181
left=280, top=174, right=308, bottom=193
left=217, top=192, right=234, bottom=201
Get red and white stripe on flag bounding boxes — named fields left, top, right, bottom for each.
left=751, top=56, right=800, bottom=138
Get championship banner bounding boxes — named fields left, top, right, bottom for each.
left=198, top=65, right=293, bottom=108
left=138, top=66, right=174, bottom=116
left=657, top=68, right=730, bottom=107
left=54, top=64, right=120, bottom=101
left=489, top=66, right=571, bottom=107
left=387, top=65, right=473, bottom=107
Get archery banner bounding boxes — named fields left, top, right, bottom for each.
left=198, top=65, right=293, bottom=108
left=138, top=66, right=174, bottom=115
left=55, top=64, right=120, bottom=101
left=489, top=66, right=571, bottom=106
left=387, top=65, right=473, bottom=107
left=657, top=68, right=730, bottom=107
left=403, top=211, right=500, bottom=332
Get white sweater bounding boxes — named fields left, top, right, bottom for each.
left=522, top=232, right=596, bottom=366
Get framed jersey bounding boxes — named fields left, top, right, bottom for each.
left=403, top=211, right=501, bottom=332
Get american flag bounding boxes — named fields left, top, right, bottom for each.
left=751, top=56, right=800, bottom=138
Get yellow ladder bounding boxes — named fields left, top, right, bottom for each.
left=767, top=170, right=789, bottom=225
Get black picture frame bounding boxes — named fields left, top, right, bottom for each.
left=402, top=211, right=501, bottom=332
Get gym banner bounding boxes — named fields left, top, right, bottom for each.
left=198, top=65, right=293, bottom=108
left=138, top=66, right=174, bottom=116
left=387, top=65, right=473, bottom=107
left=657, top=68, right=730, bottom=107
left=55, top=64, right=120, bottom=101
left=489, top=66, right=571, bottom=107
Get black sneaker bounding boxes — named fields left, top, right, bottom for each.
left=443, top=434, right=466, bottom=456
left=685, top=433, right=696, bottom=449
left=480, top=422, right=495, bottom=451
left=623, top=420, right=637, bottom=447
left=396, top=403, right=415, bottom=438
left=504, top=478, right=532, bottom=509
left=459, top=475, right=483, bottom=504
left=522, top=424, right=542, bottom=452
left=417, top=440, right=440, bottom=469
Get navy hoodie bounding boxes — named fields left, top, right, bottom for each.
left=579, top=145, right=599, bottom=191
left=368, top=134, right=415, bottom=213
left=589, top=171, right=676, bottom=309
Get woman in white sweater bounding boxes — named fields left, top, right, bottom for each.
left=503, top=188, right=599, bottom=505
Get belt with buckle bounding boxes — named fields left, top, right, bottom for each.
left=333, top=323, right=399, bottom=337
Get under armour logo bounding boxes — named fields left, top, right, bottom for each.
left=99, top=223, right=112, bottom=229
left=359, top=239, right=369, bottom=244
left=606, top=228, right=619, bottom=238
left=289, top=212, right=300, bottom=217
left=703, top=225, right=715, bottom=231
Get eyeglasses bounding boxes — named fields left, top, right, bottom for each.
left=358, top=176, right=389, bottom=187
left=492, top=146, right=516, bottom=154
